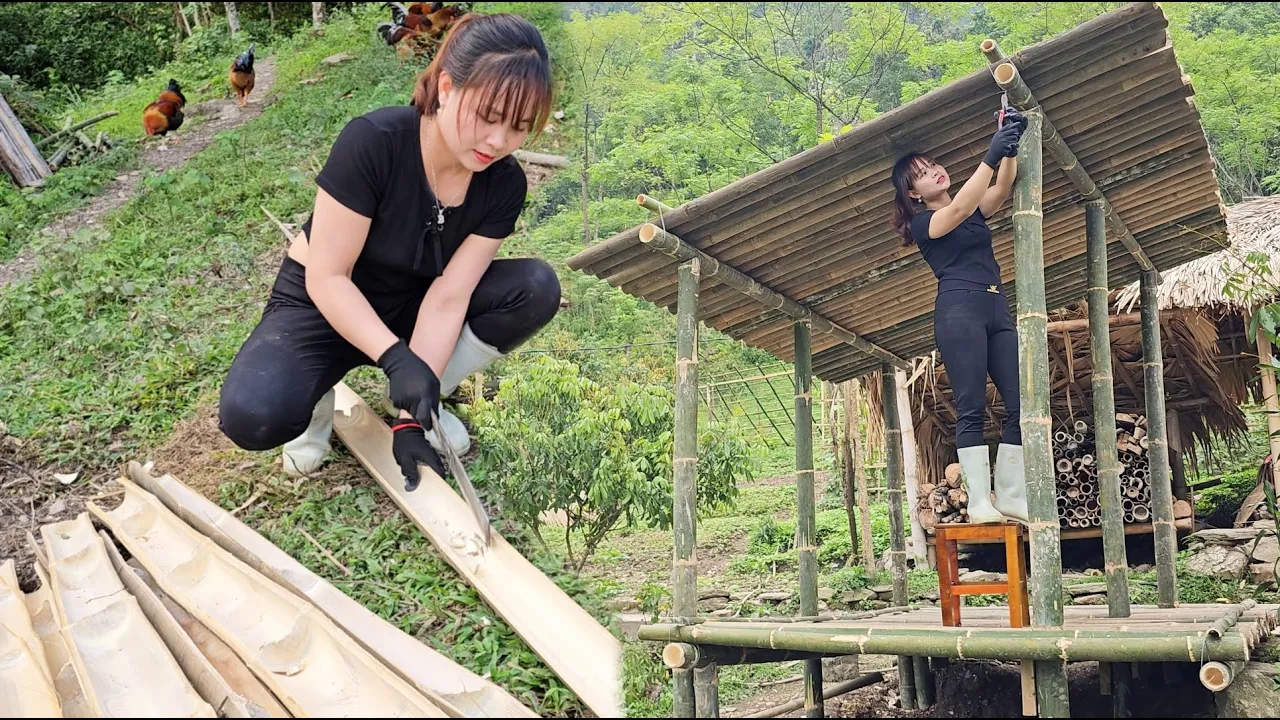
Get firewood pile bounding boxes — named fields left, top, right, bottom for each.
left=919, top=413, right=1192, bottom=530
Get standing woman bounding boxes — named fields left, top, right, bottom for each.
left=889, top=109, right=1030, bottom=524
left=219, top=12, right=561, bottom=490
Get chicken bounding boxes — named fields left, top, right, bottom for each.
left=142, top=79, right=186, bottom=138
left=378, top=2, right=469, bottom=59
left=229, top=43, right=255, bottom=108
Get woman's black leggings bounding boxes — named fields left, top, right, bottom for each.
left=218, top=255, right=561, bottom=452
left=933, top=288, right=1021, bottom=449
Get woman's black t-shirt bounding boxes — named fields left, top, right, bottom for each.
left=910, top=207, right=1005, bottom=294
left=299, top=106, right=527, bottom=297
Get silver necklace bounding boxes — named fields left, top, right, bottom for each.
left=426, top=128, right=470, bottom=227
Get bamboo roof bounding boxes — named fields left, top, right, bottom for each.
left=566, top=2, right=1227, bottom=383
left=1114, top=195, right=1280, bottom=313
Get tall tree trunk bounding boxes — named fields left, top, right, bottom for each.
left=581, top=101, right=591, bottom=246
left=224, top=2, right=241, bottom=35
left=268, top=2, right=275, bottom=30
left=312, top=2, right=325, bottom=30
left=174, top=2, right=192, bottom=36
left=841, top=380, right=859, bottom=564
left=190, top=2, right=201, bottom=28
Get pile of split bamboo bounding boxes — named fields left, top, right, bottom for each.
left=1054, top=414, right=1153, bottom=529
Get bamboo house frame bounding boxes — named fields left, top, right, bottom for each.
left=564, top=4, right=1273, bottom=718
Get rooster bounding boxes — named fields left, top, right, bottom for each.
left=378, top=2, right=470, bottom=59
left=142, top=79, right=186, bottom=139
left=229, top=43, right=255, bottom=108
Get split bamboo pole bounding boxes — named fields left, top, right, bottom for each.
left=980, top=40, right=1159, bottom=279
left=1086, top=199, right=1132, bottom=625
left=636, top=223, right=908, bottom=369
left=1140, top=270, right=1178, bottom=608
left=882, top=368, right=914, bottom=710
left=794, top=320, right=823, bottom=719
left=672, top=257, right=701, bottom=718
left=1257, top=325, right=1280, bottom=499
left=895, top=369, right=928, bottom=562
left=853, top=380, right=875, bottom=568
left=1012, top=109, right=1070, bottom=718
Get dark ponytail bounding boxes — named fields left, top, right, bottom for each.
left=892, top=152, right=935, bottom=246
left=412, top=13, right=553, bottom=136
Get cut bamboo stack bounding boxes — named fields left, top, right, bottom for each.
left=920, top=413, right=1190, bottom=529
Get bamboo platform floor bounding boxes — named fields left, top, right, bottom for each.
left=639, top=603, right=1279, bottom=665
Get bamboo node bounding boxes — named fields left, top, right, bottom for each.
left=1056, top=638, right=1072, bottom=662
left=796, top=545, right=819, bottom=553
left=1013, top=209, right=1044, bottom=218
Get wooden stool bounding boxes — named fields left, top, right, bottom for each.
left=934, top=523, right=1030, bottom=628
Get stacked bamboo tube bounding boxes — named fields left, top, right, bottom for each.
left=920, top=413, right=1170, bottom=529
left=1054, top=414, right=1153, bottom=529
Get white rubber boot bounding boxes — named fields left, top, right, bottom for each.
left=383, top=324, right=499, bottom=456
left=992, top=443, right=1029, bottom=524
left=958, top=445, right=1003, bottom=524
left=282, top=388, right=335, bottom=477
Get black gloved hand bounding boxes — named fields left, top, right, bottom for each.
left=390, top=420, right=445, bottom=491
left=1001, top=108, right=1028, bottom=158
left=983, top=108, right=1027, bottom=168
left=377, top=339, right=440, bottom=430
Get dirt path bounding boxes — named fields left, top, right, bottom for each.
left=0, top=58, right=279, bottom=291
left=0, top=59, right=279, bottom=589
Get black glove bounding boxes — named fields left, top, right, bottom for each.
left=377, top=339, right=440, bottom=430
left=983, top=108, right=1027, bottom=168
left=390, top=420, right=445, bottom=491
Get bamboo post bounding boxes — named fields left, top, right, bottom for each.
left=1257, top=326, right=1280, bottom=499
left=981, top=42, right=1159, bottom=280
left=882, top=368, right=915, bottom=710
left=894, top=369, right=928, bottom=562
left=1086, top=200, right=1132, bottom=618
left=637, top=224, right=909, bottom=370
left=841, top=380, right=860, bottom=564
left=912, top=656, right=934, bottom=708
left=1087, top=198, right=1133, bottom=717
left=794, top=320, right=823, bottom=719
left=1011, top=109, right=1070, bottom=717
left=1140, top=270, right=1178, bottom=608
left=672, top=257, right=701, bottom=718
left=694, top=665, right=719, bottom=718
left=853, top=381, right=875, bottom=568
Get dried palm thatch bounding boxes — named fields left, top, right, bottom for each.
left=1114, top=195, right=1280, bottom=314
left=905, top=305, right=1248, bottom=487
left=1114, top=195, right=1280, bottom=407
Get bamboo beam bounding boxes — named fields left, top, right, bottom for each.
left=794, top=320, right=823, bottom=719
left=513, top=149, right=569, bottom=167
left=1140, top=270, right=1178, bottom=608
left=1257, top=325, right=1280, bottom=499
left=882, top=368, right=914, bottom=710
left=1012, top=109, right=1070, bottom=718
left=636, top=623, right=1254, bottom=663
left=663, top=644, right=829, bottom=669
left=637, top=223, right=908, bottom=369
left=673, top=257, right=701, bottom=718
left=1047, top=312, right=1141, bottom=334
left=1087, top=199, right=1132, bottom=622
left=980, top=41, right=1159, bottom=280
left=639, top=193, right=675, bottom=214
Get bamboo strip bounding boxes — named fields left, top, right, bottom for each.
left=124, top=461, right=534, bottom=717
left=0, top=559, right=61, bottom=717
left=41, top=514, right=216, bottom=717
left=22, top=569, right=90, bottom=717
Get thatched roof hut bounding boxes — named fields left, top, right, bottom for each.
left=906, top=196, right=1280, bottom=490
left=1114, top=194, right=1280, bottom=407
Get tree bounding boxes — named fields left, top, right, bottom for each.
left=224, top=2, right=241, bottom=35
left=312, top=2, right=324, bottom=30
left=472, top=355, right=756, bottom=572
